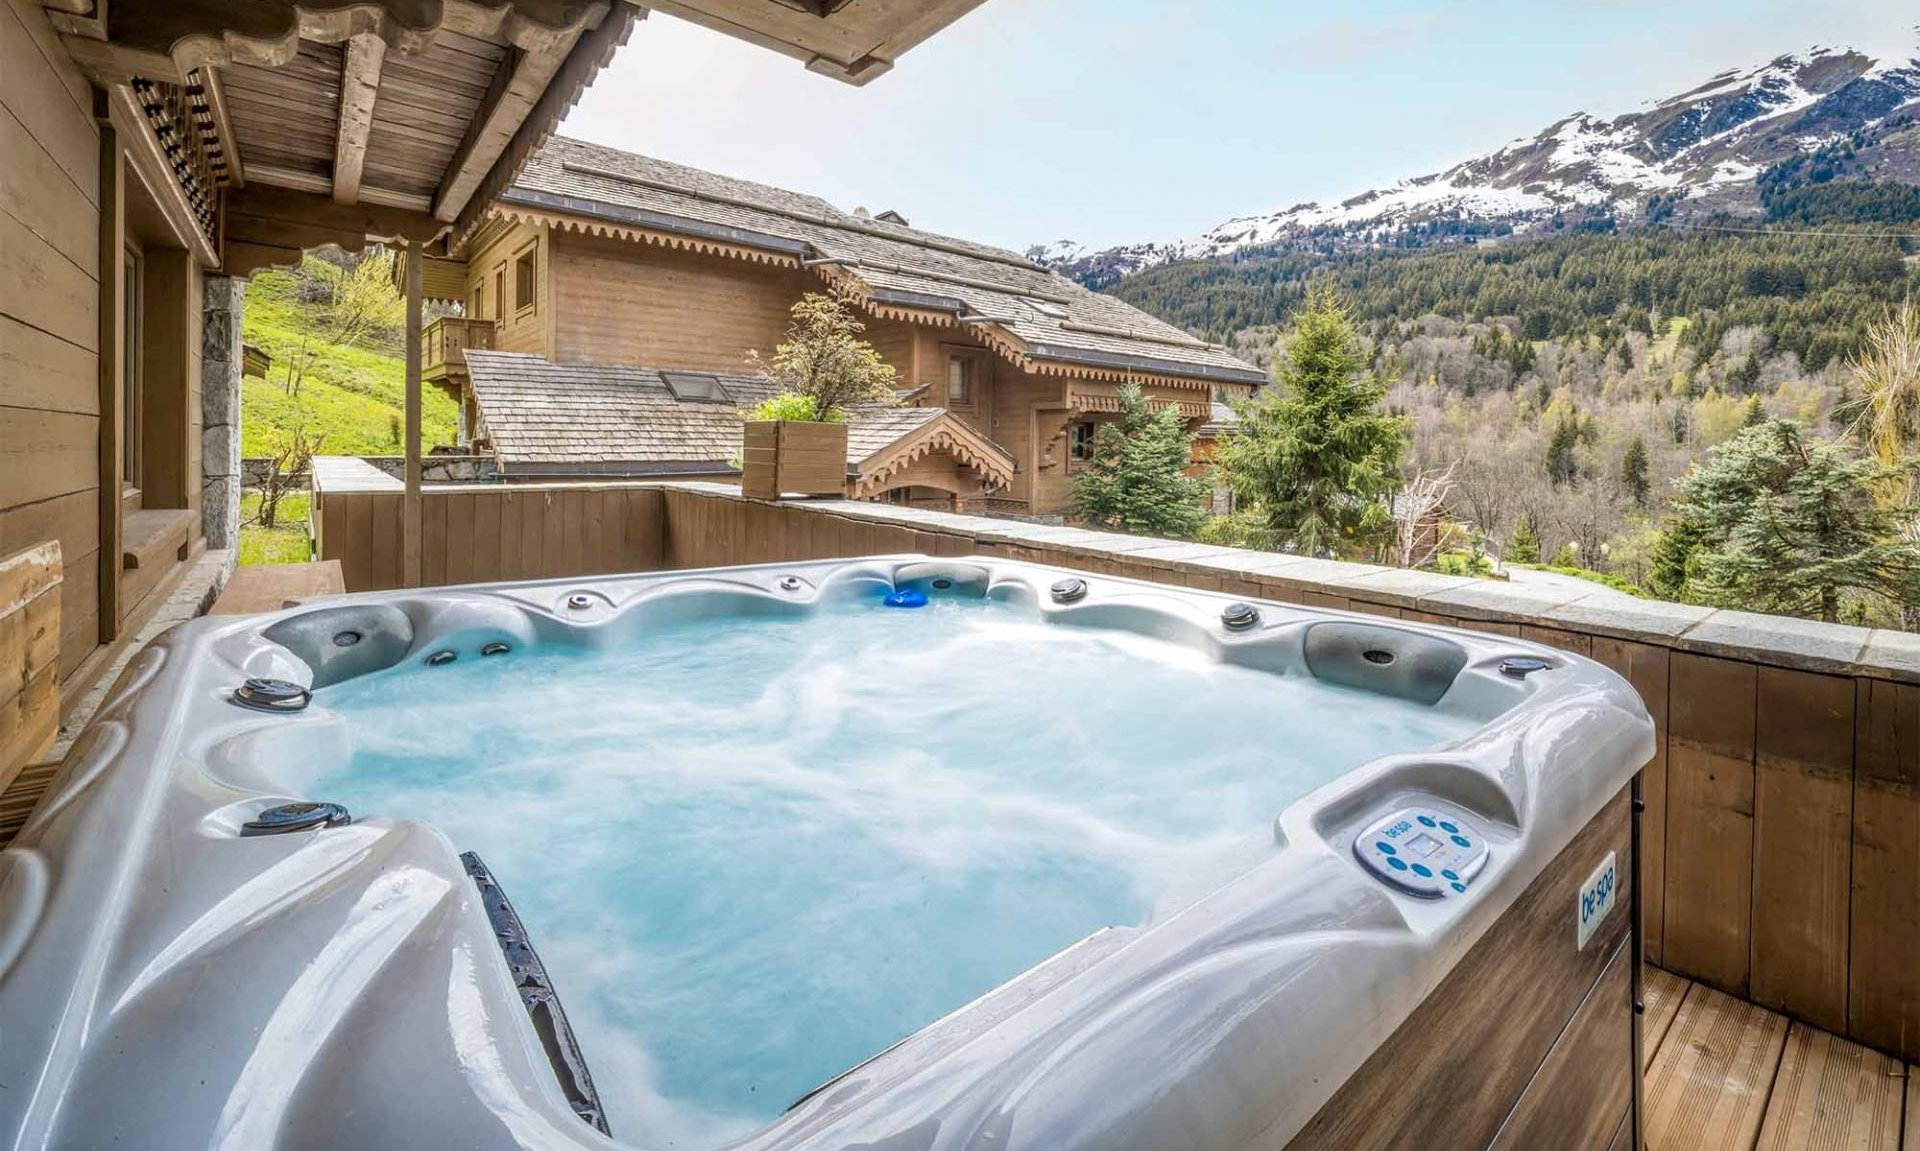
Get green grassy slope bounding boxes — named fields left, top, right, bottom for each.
left=241, top=268, right=458, bottom=456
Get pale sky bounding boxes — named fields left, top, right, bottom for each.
left=561, top=2, right=1920, bottom=252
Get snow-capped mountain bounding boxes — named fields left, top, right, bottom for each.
left=1033, top=36, right=1920, bottom=288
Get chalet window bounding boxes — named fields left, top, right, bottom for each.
left=514, top=247, right=537, bottom=314
left=1068, top=421, right=1095, bottom=462
left=493, top=267, right=505, bottom=320
left=945, top=352, right=983, bottom=409
left=470, top=283, right=484, bottom=319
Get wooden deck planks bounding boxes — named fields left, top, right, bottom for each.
left=1645, top=982, right=1790, bottom=1151
left=1645, top=964, right=1692, bottom=1069
left=1641, top=968, right=1920, bottom=1151
left=1754, top=1025, right=1905, bottom=1151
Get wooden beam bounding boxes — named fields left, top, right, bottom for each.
left=331, top=33, right=385, bottom=205
left=403, top=239, right=423, bottom=588
left=431, top=26, right=581, bottom=222
left=94, top=89, right=124, bottom=645
left=221, top=182, right=443, bottom=277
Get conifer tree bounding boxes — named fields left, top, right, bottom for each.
left=1507, top=519, right=1541, bottom=564
left=1546, top=414, right=1581, bottom=486
left=1655, top=419, right=1919, bottom=621
left=1621, top=436, right=1651, bottom=508
left=1215, top=289, right=1406, bottom=557
left=1070, top=384, right=1208, bottom=539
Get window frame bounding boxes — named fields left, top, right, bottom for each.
left=943, top=348, right=987, bottom=412
left=513, top=243, right=538, bottom=317
left=1068, top=420, right=1096, bottom=465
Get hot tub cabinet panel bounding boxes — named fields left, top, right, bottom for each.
left=1287, top=787, right=1634, bottom=1151
left=0, top=556, right=1655, bottom=1151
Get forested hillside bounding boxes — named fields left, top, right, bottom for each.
left=1112, top=217, right=1920, bottom=627
left=1115, top=225, right=1920, bottom=371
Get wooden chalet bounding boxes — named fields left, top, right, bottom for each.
left=410, top=137, right=1267, bottom=515
left=0, top=0, right=987, bottom=730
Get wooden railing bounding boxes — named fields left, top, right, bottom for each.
left=421, top=315, right=496, bottom=378
left=309, top=467, right=1920, bottom=1064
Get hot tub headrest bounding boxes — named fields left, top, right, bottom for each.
left=263, top=603, right=415, bottom=689
left=1302, top=621, right=1468, bottom=706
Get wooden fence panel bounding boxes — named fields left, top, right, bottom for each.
left=1849, top=679, right=1920, bottom=1062
left=1749, top=667, right=1854, bottom=1033
left=1591, top=637, right=1671, bottom=967
left=1664, top=652, right=1758, bottom=997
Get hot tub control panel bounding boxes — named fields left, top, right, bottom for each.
left=1354, top=807, right=1489, bottom=898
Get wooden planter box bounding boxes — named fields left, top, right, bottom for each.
left=740, top=420, right=849, bottom=499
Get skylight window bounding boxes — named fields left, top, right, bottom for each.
left=1026, top=298, right=1069, bottom=319
left=661, top=372, right=732, bottom=404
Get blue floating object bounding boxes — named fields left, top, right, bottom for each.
left=884, top=589, right=929, bottom=609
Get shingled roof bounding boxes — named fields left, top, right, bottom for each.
left=464, top=351, right=1015, bottom=491
left=493, top=137, right=1266, bottom=388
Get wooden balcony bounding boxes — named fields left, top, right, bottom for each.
left=422, top=316, right=497, bottom=396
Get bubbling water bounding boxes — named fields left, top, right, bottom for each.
left=314, top=595, right=1476, bottom=1148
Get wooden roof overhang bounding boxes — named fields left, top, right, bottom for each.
left=849, top=411, right=1016, bottom=500
left=44, top=0, right=639, bottom=275
left=643, top=0, right=987, bottom=85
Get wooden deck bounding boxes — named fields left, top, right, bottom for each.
left=1643, top=964, right=1917, bottom=1151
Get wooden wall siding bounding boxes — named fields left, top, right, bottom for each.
left=1750, top=667, right=1855, bottom=1034
left=464, top=218, right=550, bottom=355
left=549, top=231, right=818, bottom=371
left=315, top=484, right=667, bottom=592
left=0, top=541, right=61, bottom=793
left=1, top=0, right=101, bottom=679
left=1591, top=637, right=1671, bottom=966
left=1664, top=652, right=1759, bottom=998
left=1850, top=679, right=1920, bottom=1061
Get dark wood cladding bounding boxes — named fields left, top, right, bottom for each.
left=1283, top=788, right=1632, bottom=1151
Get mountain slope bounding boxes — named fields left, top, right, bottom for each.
left=1035, top=34, right=1920, bottom=288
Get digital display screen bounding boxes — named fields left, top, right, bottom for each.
left=1404, top=832, right=1444, bottom=858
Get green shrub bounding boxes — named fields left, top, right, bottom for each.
left=749, top=393, right=845, bottom=422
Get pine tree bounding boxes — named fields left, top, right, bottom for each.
left=1620, top=436, right=1651, bottom=508
left=1546, top=413, right=1581, bottom=485
left=1507, top=519, right=1541, bottom=564
left=1214, top=289, right=1407, bottom=557
left=1742, top=395, right=1766, bottom=427
left=1656, top=419, right=1919, bottom=621
left=1070, top=383, right=1209, bottom=539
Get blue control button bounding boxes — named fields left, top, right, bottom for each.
left=1388, top=857, right=1409, bottom=872
left=1451, top=882, right=1468, bottom=893
left=1439, top=820, right=1459, bottom=834
left=1441, top=869, right=1459, bottom=881
left=1417, top=815, right=1437, bottom=828
left=1411, top=863, right=1433, bottom=878
left=1451, top=834, right=1471, bottom=848
left=1375, top=841, right=1396, bottom=856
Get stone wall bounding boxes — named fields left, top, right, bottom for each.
left=200, top=275, right=243, bottom=549
left=241, top=455, right=498, bottom=488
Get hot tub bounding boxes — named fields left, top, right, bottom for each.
left=0, top=556, right=1653, bottom=1151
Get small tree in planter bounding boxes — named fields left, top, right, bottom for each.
left=742, top=288, right=897, bottom=498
